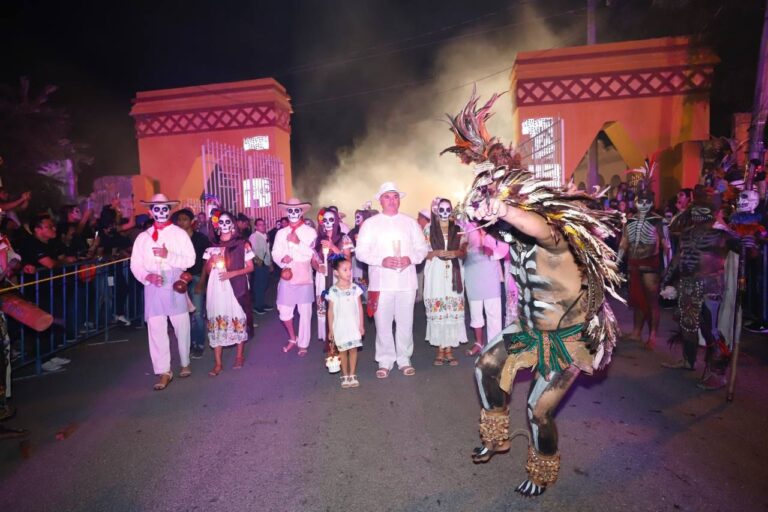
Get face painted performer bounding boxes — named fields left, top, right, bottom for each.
left=197, top=211, right=255, bottom=375
left=661, top=186, right=742, bottom=390
left=130, top=194, right=196, bottom=390
left=271, top=198, right=317, bottom=356
left=313, top=207, right=354, bottom=344
left=423, top=197, right=468, bottom=365
left=617, top=160, right=671, bottom=349
left=442, top=88, right=624, bottom=497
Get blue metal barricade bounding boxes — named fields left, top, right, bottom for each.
left=2, top=258, right=143, bottom=374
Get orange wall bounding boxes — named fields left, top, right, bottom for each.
left=130, top=78, right=292, bottom=204
left=135, top=126, right=291, bottom=203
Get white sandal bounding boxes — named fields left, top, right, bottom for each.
left=340, top=375, right=351, bottom=389
left=348, top=375, right=360, bottom=388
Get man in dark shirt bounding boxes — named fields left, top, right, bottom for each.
left=174, top=208, right=211, bottom=358
left=18, top=215, right=70, bottom=272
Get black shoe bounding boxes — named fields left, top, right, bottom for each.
left=745, top=321, right=768, bottom=334
left=262, top=305, right=274, bottom=312
left=0, top=425, right=29, bottom=440
left=190, top=348, right=204, bottom=359
left=254, top=308, right=266, bottom=315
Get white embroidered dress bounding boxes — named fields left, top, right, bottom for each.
left=326, top=283, right=364, bottom=352
left=203, top=245, right=254, bottom=347
left=423, top=225, right=467, bottom=348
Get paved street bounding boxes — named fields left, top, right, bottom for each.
left=1, top=294, right=767, bottom=512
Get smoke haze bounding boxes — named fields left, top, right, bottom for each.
left=294, top=5, right=578, bottom=218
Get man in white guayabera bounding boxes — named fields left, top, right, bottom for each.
left=130, top=194, right=195, bottom=391
left=355, top=182, right=428, bottom=378
left=271, top=197, right=317, bottom=357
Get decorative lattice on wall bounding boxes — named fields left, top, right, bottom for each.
left=134, top=102, right=290, bottom=138
left=516, top=66, right=714, bottom=106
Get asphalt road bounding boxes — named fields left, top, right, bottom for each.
left=1, top=295, right=767, bottom=512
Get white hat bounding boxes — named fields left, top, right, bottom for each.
left=418, top=209, right=430, bottom=220
left=139, top=193, right=180, bottom=206
left=375, top=182, right=406, bottom=201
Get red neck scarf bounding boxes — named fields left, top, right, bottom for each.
left=151, top=221, right=171, bottom=241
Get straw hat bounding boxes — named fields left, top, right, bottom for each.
left=277, top=197, right=312, bottom=214
left=139, top=193, right=179, bottom=206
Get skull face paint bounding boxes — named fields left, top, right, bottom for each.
left=636, top=198, right=652, bottom=214
left=691, top=206, right=714, bottom=224
left=737, top=190, right=759, bottom=213
left=437, top=201, right=453, bottom=221
left=355, top=212, right=363, bottom=227
left=322, top=212, right=336, bottom=231
left=218, top=214, right=235, bottom=234
left=287, top=207, right=303, bottom=223
left=150, top=204, right=171, bottom=223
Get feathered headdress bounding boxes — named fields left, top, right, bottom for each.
left=626, top=157, right=657, bottom=199
left=445, top=89, right=625, bottom=364
left=440, top=85, right=504, bottom=163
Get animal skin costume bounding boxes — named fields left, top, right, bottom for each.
left=442, top=88, right=624, bottom=497
left=663, top=186, right=741, bottom=390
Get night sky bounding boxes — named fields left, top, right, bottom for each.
left=1, top=0, right=763, bottom=196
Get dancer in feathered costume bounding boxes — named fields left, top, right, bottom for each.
left=442, top=87, right=624, bottom=497
left=617, top=159, right=671, bottom=349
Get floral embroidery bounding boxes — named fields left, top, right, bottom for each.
left=207, top=314, right=248, bottom=344
left=424, top=296, right=465, bottom=322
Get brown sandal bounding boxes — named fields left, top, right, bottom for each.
left=233, top=356, right=245, bottom=370
left=433, top=348, right=445, bottom=366
left=208, top=365, right=222, bottom=377
left=443, top=349, right=459, bottom=366
left=153, top=372, right=173, bottom=391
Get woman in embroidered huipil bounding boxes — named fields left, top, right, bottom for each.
left=423, top=198, right=467, bottom=365
left=195, top=212, right=254, bottom=376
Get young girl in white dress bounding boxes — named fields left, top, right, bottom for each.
left=195, top=212, right=254, bottom=376
left=326, top=257, right=364, bottom=388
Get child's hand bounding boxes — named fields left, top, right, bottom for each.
left=359, top=325, right=365, bottom=337
left=328, top=331, right=334, bottom=341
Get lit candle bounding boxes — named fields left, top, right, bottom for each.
left=216, top=258, right=225, bottom=271
left=322, top=246, right=330, bottom=276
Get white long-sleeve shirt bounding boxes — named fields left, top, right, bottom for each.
left=130, top=223, right=196, bottom=319
left=271, top=223, right=317, bottom=267
left=130, top=224, right=195, bottom=285
left=248, top=230, right=272, bottom=267
left=355, top=212, right=428, bottom=292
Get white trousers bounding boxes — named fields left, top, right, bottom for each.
left=469, top=297, right=502, bottom=341
left=147, top=313, right=190, bottom=375
left=278, top=303, right=312, bottom=348
left=374, top=290, right=417, bottom=370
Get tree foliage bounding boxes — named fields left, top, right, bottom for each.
left=0, top=77, right=92, bottom=217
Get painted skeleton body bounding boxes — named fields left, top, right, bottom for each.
left=664, top=222, right=739, bottom=376
left=444, top=88, right=622, bottom=497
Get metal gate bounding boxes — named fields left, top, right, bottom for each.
left=201, top=140, right=286, bottom=224
left=517, top=116, right=564, bottom=187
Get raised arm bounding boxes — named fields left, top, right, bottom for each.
left=473, top=198, right=563, bottom=251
